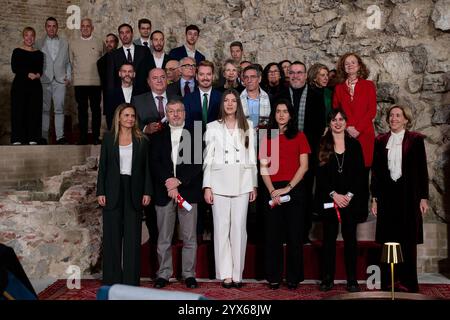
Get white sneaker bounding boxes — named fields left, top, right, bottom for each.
left=12, top=142, right=21, bottom=145
left=29, top=141, right=37, bottom=145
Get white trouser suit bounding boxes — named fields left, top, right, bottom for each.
left=203, top=120, right=257, bottom=282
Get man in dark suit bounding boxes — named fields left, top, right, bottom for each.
left=132, top=68, right=180, bottom=245
left=104, top=63, right=137, bottom=130
left=274, top=61, right=326, bottom=243
left=150, top=30, right=170, bottom=70
left=132, top=68, right=180, bottom=135
left=169, top=25, right=205, bottom=65
left=106, top=23, right=152, bottom=96
left=151, top=100, right=203, bottom=289
left=183, top=60, right=222, bottom=129
left=167, top=57, right=197, bottom=98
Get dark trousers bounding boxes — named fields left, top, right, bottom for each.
left=381, top=241, right=419, bottom=292
left=321, top=208, right=358, bottom=282
left=102, top=175, right=142, bottom=286
left=264, top=181, right=305, bottom=284
left=74, top=86, right=101, bottom=142
left=10, top=80, right=42, bottom=144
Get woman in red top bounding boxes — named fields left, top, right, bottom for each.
left=333, top=52, right=376, bottom=222
left=259, top=99, right=310, bottom=290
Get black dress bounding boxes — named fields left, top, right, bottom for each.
left=10, top=48, right=44, bottom=144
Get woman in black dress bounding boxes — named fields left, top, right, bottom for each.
left=371, top=105, right=429, bottom=293
left=315, top=109, right=365, bottom=292
left=10, top=27, right=44, bottom=145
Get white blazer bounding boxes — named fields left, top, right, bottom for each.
left=203, top=120, right=257, bottom=196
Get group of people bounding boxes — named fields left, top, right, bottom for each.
left=12, top=17, right=429, bottom=294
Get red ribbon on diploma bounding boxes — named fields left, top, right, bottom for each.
left=176, top=194, right=185, bottom=209
left=333, top=202, right=342, bottom=224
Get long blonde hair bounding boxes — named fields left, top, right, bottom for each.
left=111, top=103, right=145, bottom=143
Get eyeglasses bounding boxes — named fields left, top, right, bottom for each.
left=288, top=71, right=305, bottom=75
left=181, top=64, right=196, bottom=68
left=268, top=70, right=280, bottom=74
left=165, top=68, right=177, bottom=72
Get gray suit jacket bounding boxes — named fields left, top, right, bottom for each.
left=133, top=38, right=153, bottom=51
left=36, top=36, right=71, bottom=84
left=131, top=91, right=180, bottom=131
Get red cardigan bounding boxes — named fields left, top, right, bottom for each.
left=333, top=79, right=376, bottom=167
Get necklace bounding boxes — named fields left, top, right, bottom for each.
left=335, top=152, right=345, bottom=173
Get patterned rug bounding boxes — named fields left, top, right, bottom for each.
left=38, top=279, right=450, bottom=300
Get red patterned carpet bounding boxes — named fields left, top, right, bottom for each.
left=38, top=279, right=450, bottom=300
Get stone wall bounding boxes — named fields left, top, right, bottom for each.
left=0, top=157, right=102, bottom=279
left=0, top=145, right=99, bottom=189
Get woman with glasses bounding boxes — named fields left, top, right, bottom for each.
left=261, top=62, right=285, bottom=99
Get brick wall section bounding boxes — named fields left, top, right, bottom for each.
left=0, top=145, right=99, bottom=188
left=418, top=223, right=449, bottom=274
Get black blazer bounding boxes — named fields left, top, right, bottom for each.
left=131, top=91, right=181, bottom=131
left=106, top=46, right=152, bottom=95
left=314, top=136, right=365, bottom=219
left=96, top=132, right=152, bottom=211
left=150, top=126, right=203, bottom=206
left=104, top=87, right=138, bottom=125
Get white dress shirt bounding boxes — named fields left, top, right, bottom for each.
left=153, top=54, right=164, bottom=68
left=199, top=87, right=212, bottom=109
left=45, top=36, right=60, bottom=61
left=122, top=44, right=135, bottom=60
left=122, top=86, right=133, bottom=103
left=170, top=123, right=184, bottom=176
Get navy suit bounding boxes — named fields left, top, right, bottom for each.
left=169, top=45, right=205, bottom=65
left=183, top=88, right=222, bottom=128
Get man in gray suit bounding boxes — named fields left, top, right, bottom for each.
left=132, top=68, right=180, bottom=136
left=36, top=17, right=71, bottom=144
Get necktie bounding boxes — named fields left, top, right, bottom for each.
left=143, top=41, right=148, bottom=47
left=156, top=96, right=164, bottom=119
left=126, top=48, right=132, bottom=63
left=184, top=81, right=191, bottom=97
left=202, top=93, right=208, bottom=124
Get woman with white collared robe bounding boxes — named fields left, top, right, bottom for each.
left=203, top=89, right=257, bottom=288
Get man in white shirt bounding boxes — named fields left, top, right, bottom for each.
left=104, top=63, right=135, bottom=129
left=150, top=30, right=170, bottom=70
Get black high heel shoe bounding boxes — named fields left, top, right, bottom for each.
left=222, top=280, right=233, bottom=289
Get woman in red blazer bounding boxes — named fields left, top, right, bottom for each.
left=333, top=52, right=376, bottom=222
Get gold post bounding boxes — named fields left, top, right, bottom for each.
left=390, top=263, right=395, bottom=300
left=381, top=242, right=404, bottom=301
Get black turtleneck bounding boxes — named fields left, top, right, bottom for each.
left=291, top=86, right=305, bottom=110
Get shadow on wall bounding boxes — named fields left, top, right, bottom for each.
left=0, top=78, right=11, bottom=145
left=438, top=142, right=450, bottom=276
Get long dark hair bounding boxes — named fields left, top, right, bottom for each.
left=318, top=108, right=348, bottom=165
left=261, top=62, right=285, bottom=90
left=267, top=99, right=298, bottom=140
left=218, top=88, right=250, bottom=148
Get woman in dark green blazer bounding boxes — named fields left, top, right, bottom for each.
left=97, top=103, right=152, bottom=286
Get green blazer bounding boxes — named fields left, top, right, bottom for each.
left=96, top=131, right=152, bottom=211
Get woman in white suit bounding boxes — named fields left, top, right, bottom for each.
left=203, top=88, right=258, bottom=288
